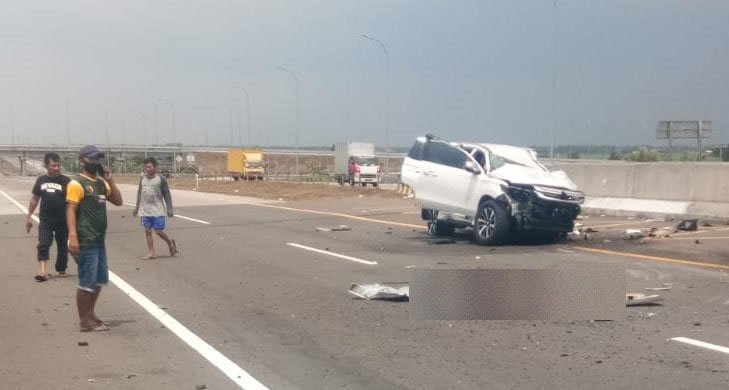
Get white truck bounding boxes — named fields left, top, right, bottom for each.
left=333, top=142, right=381, bottom=186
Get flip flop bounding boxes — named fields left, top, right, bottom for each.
left=80, top=323, right=110, bottom=332
left=34, top=275, right=47, bottom=282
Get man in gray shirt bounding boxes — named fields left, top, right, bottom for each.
left=132, top=157, right=178, bottom=259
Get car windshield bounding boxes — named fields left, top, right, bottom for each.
left=355, top=157, right=378, bottom=165
left=484, top=145, right=545, bottom=171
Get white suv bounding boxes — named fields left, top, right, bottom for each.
left=401, top=135, right=584, bottom=245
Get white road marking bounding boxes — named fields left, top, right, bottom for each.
left=174, top=214, right=211, bottom=225
left=124, top=203, right=211, bottom=225
left=6, top=188, right=266, bottom=390
left=671, top=337, right=729, bottom=355
left=0, top=188, right=31, bottom=213
left=285, top=242, right=378, bottom=265
left=110, top=274, right=269, bottom=390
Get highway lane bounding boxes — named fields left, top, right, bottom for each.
left=1, top=176, right=728, bottom=389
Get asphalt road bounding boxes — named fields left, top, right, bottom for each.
left=1, top=176, right=728, bottom=390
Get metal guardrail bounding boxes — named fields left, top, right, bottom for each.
left=0, top=144, right=406, bottom=158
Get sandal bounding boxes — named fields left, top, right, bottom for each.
left=80, top=323, right=110, bottom=332
left=34, top=275, right=48, bottom=282
left=169, top=240, right=179, bottom=256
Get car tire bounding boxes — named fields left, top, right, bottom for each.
left=474, top=200, right=510, bottom=245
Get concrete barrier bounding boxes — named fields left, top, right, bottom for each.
left=547, top=161, right=729, bottom=219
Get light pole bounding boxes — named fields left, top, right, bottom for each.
left=550, top=0, right=558, bottom=160
left=240, top=87, right=251, bottom=146
left=361, top=33, right=390, bottom=172
left=8, top=104, right=15, bottom=146
left=65, top=100, right=71, bottom=145
left=158, top=98, right=176, bottom=143
left=153, top=102, right=159, bottom=145
left=276, top=66, right=300, bottom=175
left=158, top=98, right=177, bottom=173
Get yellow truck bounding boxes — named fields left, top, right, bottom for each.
left=227, top=149, right=265, bottom=180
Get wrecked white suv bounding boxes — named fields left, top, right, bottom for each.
left=401, top=135, right=584, bottom=245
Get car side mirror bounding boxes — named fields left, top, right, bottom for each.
left=464, top=161, right=480, bottom=174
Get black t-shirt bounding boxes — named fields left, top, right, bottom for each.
left=31, top=174, right=71, bottom=221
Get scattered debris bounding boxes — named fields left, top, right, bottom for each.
left=645, top=218, right=664, bottom=222
left=648, top=227, right=675, bottom=238
left=676, top=219, right=698, bottom=231
left=625, top=229, right=644, bottom=239
left=77, top=341, right=89, bottom=347
left=195, top=385, right=207, bottom=390
left=349, top=283, right=409, bottom=301
left=427, top=238, right=456, bottom=245
left=626, top=293, right=662, bottom=306
left=695, top=239, right=701, bottom=244
left=88, top=379, right=95, bottom=383
left=645, top=283, right=672, bottom=291
left=126, top=374, right=138, bottom=379
left=693, top=322, right=702, bottom=327
left=315, top=225, right=352, bottom=232
left=405, top=265, right=415, bottom=269
left=702, top=221, right=713, bottom=227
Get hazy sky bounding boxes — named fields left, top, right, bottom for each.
left=2, top=0, right=728, bottom=148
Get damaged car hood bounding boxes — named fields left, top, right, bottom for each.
left=477, top=143, right=579, bottom=190
left=490, top=164, right=579, bottom=190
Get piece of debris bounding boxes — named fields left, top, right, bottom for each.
left=693, top=322, right=702, bottom=327
left=405, top=265, right=415, bottom=269
left=645, top=284, right=672, bottom=291
left=695, top=239, right=700, bottom=244
left=195, top=385, right=207, bottom=390
left=87, top=379, right=95, bottom=383
left=648, top=227, right=674, bottom=238
left=427, top=238, right=456, bottom=245
left=626, top=293, right=662, bottom=306
left=583, top=227, right=598, bottom=233
left=676, top=219, right=698, bottom=231
left=702, top=221, right=713, bottom=227
left=567, top=229, right=581, bottom=240
left=316, top=225, right=352, bottom=232
left=126, top=374, right=138, bottom=379
left=625, top=229, right=644, bottom=239
left=349, top=283, right=409, bottom=301
left=645, top=218, right=663, bottom=222
left=77, top=341, right=89, bottom=347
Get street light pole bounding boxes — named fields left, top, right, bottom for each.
left=361, top=33, right=390, bottom=172
left=65, top=100, right=71, bottom=145
left=8, top=105, right=15, bottom=146
left=158, top=98, right=177, bottom=173
left=550, top=0, right=558, bottom=161
left=153, top=102, right=158, bottom=145
left=240, top=87, right=251, bottom=146
left=276, top=66, right=300, bottom=175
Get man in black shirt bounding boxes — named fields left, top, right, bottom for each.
left=26, top=152, right=71, bottom=282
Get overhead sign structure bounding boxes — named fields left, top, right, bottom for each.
left=655, top=120, right=712, bottom=161
left=655, top=121, right=712, bottom=139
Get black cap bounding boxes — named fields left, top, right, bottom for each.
left=79, top=145, right=104, bottom=159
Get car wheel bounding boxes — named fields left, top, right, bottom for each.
left=474, top=200, right=510, bottom=245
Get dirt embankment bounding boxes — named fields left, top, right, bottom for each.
left=113, top=175, right=403, bottom=201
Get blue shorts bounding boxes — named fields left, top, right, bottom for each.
left=141, top=216, right=166, bottom=230
left=77, top=244, right=109, bottom=292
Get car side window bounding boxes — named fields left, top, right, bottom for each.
left=407, top=140, right=425, bottom=160
left=424, top=141, right=468, bottom=169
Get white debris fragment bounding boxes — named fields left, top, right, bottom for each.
left=625, top=229, right=644, bottom=239
left=626, top=293, right=662, bottom=306
left=349, top=283, right=409, bottom=301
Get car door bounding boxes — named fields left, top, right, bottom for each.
left=400, top=138, right=426, bottom=190
left=419, top=141, right=479, bottom=215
